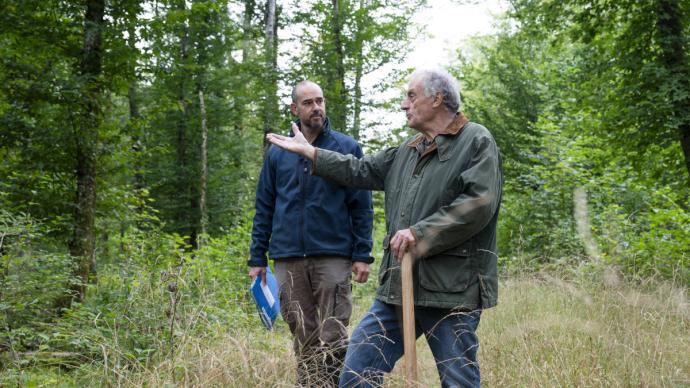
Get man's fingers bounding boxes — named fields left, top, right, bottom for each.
left=390, top=235, right=400, bottom=257
left=354, top=270, right=368, bottom=283
left=266, top=133, right=287, bottom=143
left=249, top=267, right=267, bottom=285
left=393, top=239, right=406, bottom=261
left=352, top=263, right=370, bottom=283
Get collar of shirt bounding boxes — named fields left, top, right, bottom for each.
left=408, top=113, right=469, bottom=160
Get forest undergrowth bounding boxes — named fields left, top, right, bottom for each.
left=3, top=264, right=687, bottom=387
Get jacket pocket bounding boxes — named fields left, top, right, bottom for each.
left=419, top=242, right=476, bottom=293
left=379, top=235, right=392, bottom=285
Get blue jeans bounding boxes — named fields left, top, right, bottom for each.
left=339, top=299, right=481, bottom=388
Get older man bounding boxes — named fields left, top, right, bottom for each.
left=249, top=80, right=373, bottom=387
left=267, top=69, right=502, bottom=387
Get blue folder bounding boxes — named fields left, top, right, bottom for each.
left=250, top=266, right=280, bottom=330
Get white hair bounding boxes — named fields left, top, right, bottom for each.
left=411, top=69, right=461, bottom=112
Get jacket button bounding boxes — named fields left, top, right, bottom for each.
left=303, top=167, right=307, bottom=172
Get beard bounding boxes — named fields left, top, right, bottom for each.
left=306, top=113, right=324, bottom=129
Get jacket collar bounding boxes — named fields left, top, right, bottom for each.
left=407, top=113, right=469, bottom=161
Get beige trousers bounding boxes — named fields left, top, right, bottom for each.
left=274, top=256, right=353, bottom=387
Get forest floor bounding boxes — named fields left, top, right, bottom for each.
left=5, top=268, right=689, bottom=387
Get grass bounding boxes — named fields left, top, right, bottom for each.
left=478, top=272, right=689, bottom=387
left=3, top=268, right=688, bottom=387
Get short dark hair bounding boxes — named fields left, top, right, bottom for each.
left=291, top=80, right=321, bottom=103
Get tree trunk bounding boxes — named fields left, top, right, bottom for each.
left=69, top=0, right=105, bottom=302
left=352, top=60, right=362, bottom=141
left=263, top=0, right=278, bottom=152
left=656, top=0, right=690, bottom=183
left=330, top=0, right=347, bottom=132
left=242, top=0, right=256, bottom=62
left=128, top=24, right=144, bottom=194
left=127, top=21, right=145, bottom=243
left=174, top=0, right=197, bottom=248
left=682, top=134, right=690, bottom=183
left=351, top=0, right=364, bottom=141
left=198, top=90, right=208, bottom=241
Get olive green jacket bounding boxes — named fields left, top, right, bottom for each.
left=313, top=114, right=503, bottom=310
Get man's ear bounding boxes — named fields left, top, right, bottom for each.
left=290, top=103, right=297, bottom=116
left=432, top=92, right=444, bottom=108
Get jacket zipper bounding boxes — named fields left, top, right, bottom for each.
left=300, top=156, right=306, bottom=257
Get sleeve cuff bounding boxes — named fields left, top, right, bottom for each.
left=247, top=257, right=268, bottom=267
left=351, top=256, right=374, bottom=264
left=410, top=225, right=427, bottom=257
left=410, top=225, right=422, bottom=241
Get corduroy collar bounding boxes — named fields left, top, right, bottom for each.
left=407, top=113, right=469, bottom=161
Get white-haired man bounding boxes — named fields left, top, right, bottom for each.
left=267, top=69, right=503, bottom=387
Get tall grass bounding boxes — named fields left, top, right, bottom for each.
left=479, top=273, right=689, bottom=387
left=117, top=272, right=690, bottom=386
left=3, top=268, right=687, bottom=387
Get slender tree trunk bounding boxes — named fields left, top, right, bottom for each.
left=128, top=28, right=144, bottom=194
left=198, top=90, right=208, bottom=240
left=656, top=0, right=690, bottom=182
left=352, top=60, right=362, bottom=140
left=195, top=1, right=211, bottom=242
left=69, top=0, right=105, bottom=302
left=680, top=135, right=690, bottom=182
left=351, top=0, right=364, bottom=140
left=263, top=0, right=277, bottom=152
left=174, top=0, right=197, bottom=248
left=127, top=22, right=145, bottom=242
left=242, top=0, right=256, bottom=62
left=330, top=0, right=347, bottom=132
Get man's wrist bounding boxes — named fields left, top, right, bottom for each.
left=307, top=145, right=316, bottom=161
left=351, top=256, right=374, bottom=264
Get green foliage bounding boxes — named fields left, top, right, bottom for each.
left=0, top=211, right=76, bottom=345
left=2, top=0, right=689, bottom=384
left=287, top=0, right=425, bottom=136
left=454, top=2, right=689, bottom=284
left=1, top=210, right=256, bottom=381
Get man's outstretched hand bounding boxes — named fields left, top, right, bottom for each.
left=266, top=123, right=316, bottom=160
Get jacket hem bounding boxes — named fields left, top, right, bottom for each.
left=270, top=251, right=352, bottom=260
left=375, top=293, right=491, bottom=310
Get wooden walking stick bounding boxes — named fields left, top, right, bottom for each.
left=401, top=251, right=417, bottom=386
